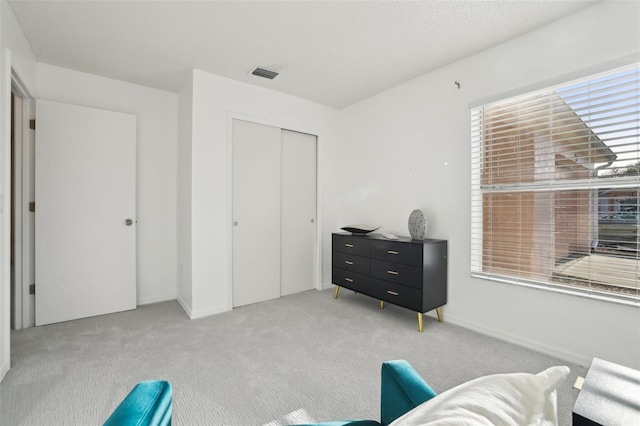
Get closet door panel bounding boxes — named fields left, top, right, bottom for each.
left=281, top=130, right=317, bottom=296
left=232, top=120, right=281, bottom=307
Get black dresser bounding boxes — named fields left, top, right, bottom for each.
left=332, top=232, right=447, bottom=332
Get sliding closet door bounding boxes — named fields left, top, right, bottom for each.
left=280, top=130, right=317, bottom=296
left=232, top=120, right=282, bottom=307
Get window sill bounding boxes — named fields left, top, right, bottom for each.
left=471, top=272, right=640, bottom=307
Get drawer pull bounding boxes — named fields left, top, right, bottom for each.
left=388, top=250, right=399, bottom=255
left=344, top=277, right=354, bottom=283
left=387, top=291, right=399, bottom=296
left=345, top=260, right=353, bottom=265
left=345, top=243, right=354, bottom=248
left=387, top=270, right=399, bottom=275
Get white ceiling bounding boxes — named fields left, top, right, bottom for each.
left=9, top=0, right=599, bottom=109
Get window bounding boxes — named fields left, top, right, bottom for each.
left=471, top=64, right=640, bottom=304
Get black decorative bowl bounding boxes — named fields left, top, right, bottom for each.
left=340, top=225, right=380, bottom=235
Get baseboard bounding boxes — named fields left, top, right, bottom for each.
left=189, top=304, right=228, bottom=320
left=0, top=360, right=9, bottom=383
left=321, top=282, right=334, bottom=291
left=137, top=293, right=177, bottom=306
left=446, top=314, right=592, bottom=368
left=321, top=282, right=588, bottom=366
left=175, top=294, right=228, bottom=319
left=176, top=295, right=192, bottom=318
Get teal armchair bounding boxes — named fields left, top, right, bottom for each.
left=297, top=360, right=437, bottom=426
left=103, top=380, right=172, bottom=426
left=102, top=360, right=433, bottom=426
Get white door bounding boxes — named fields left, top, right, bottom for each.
left=35, top=99, right=136, bottom=326
left=280, top=130, right=317, bottom=296
left=232, top=119, right=282, bottom=307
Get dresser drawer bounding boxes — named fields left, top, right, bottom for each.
left=370, top=278, right=422, bottom=312
left=332, top=251, right=370, bottom=276
left=332, top=268, right=369, bottom=294
left=370, top=239, right=422, bottom=265
left=370, top=259, right=422, bottom=288
left=333, top=234, right=369, bottom=256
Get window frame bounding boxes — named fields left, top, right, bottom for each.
left=470, top=64, right=640, bottom=306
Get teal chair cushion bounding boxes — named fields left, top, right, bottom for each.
left=380, top=360, right=437, bottom=426
left=103, top=380, right=172, bottom=426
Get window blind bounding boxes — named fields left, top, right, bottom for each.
left=471, top=64, right=640, bottom=304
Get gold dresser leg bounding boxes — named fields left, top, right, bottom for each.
left=380, top=300, right=385, bottom=309
left=418, top=313, right=424, bottom=332
left=334, top=286, right=340, bottom=299
left=436, top=307, right=443, bottom=323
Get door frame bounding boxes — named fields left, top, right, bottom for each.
left=0, top=50, right=33, bottom=381
left=226, top=113, right=323, bottom=311
left=10, top=70, right=34, bottom=331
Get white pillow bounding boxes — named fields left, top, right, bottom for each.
left=389, top=366, right=570, bottom=426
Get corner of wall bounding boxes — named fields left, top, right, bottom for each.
left=176, top=70, right=194, bottom=317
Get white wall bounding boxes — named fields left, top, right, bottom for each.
left=330, top=1, right=640, bottom=369
left=1, top=1, right=35, bottom=94
left=177, top=72, right=193, bottom=315
left=37, top=63, right=178, bottom=306
left=183, top=69, right=338, bottom=319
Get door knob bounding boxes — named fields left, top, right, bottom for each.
left=233, top=221, right=238, bottom=226
left=125, top=218, right=133, bottom=226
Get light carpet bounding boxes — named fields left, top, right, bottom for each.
left=0, top=288, right=587, bottom=425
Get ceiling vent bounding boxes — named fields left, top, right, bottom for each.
left=250, top=66, right=279, bottom=80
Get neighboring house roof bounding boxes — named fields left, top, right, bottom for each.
left=485, top=91, right=617, bottom=167
left=547, top=91, right=617, bottom=165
